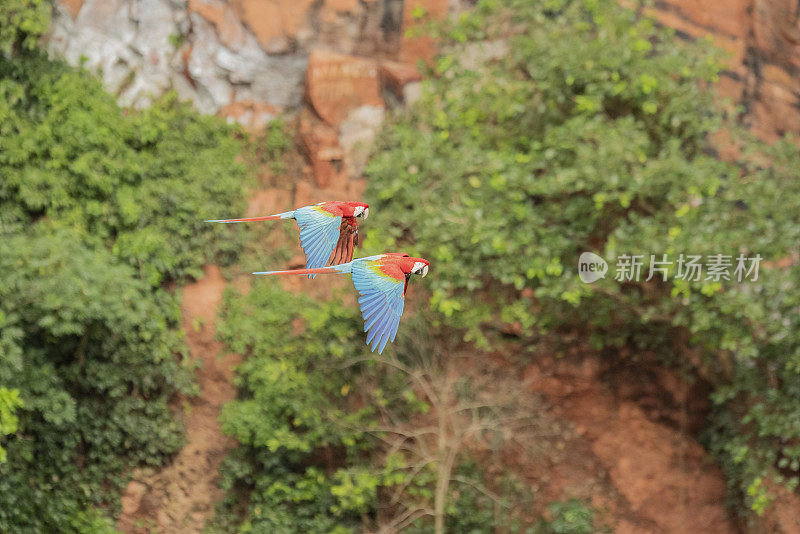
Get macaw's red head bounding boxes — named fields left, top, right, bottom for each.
left=337, top=201, right=369, bottom=219
left=388, top=254, right=429, bottom=277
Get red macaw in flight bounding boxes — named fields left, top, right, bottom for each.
left=207, top=201, right=369, bottom=272
left=254, top=253, right=430, bottom=354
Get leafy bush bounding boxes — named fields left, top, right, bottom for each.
left=253, top=117, right=292, bottom=175
left=0, top=230, right=190, bottom=531
left=0, top=388, right=22, bottom=463
left=0, top=53, right=249, bottom=284
left=0, top=0, right=50, bottom=54
left=214, top=280, right=373, bottom=533
left=365, top=0, right=800, bottom=515
left=0, top=5, right=250, bottom=530
left=535, top=499, right=596, bottom=534
left=215, top=280, right=541, bottom=532
left=403, top=459, right=534, bottom=533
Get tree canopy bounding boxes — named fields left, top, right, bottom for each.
left=366, top=0, right=800, bottom=516
left=0, top=1, right=249, bottom=529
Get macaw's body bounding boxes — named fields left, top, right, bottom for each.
left=207, top=201, right=369, bottom=272
left=254, top=253, right=430, bottom=354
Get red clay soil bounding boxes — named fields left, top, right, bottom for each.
left=117, top=265, right=240, bottom=533
left=519, top=350, right=739, bottom=533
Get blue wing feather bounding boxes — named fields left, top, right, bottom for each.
left=365, top=306, right=391, bottom=337
left=371, top=315, right=393, bottom=351
left=294, top=206, right=342, bottom=278
left=350, top=259, right=405, bottom=354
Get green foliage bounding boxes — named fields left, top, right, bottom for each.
left=259, top=117, right=292, bottom=175
left=0, top=51, right=249, bottom=285
left=404, top=460, right=533, bottom=533
left=0, top=229, right=189, bottom=531
left=215, top=281, right=540, bottom=532
left=0, top=0, right=50, bottom=54
left=217, top=282, right=366, bottom=455
left=535, top=499, right=595, bottom=534
left=0, top=388, right=22, bottom=463
left=0, top=14, right=249, bottom=531
left=215, top=280, right=374, bottom=532
left=69, top=508, right=119, bottom=534
left=366, top=0, right=800, bottom=516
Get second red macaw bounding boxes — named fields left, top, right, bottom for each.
left=254, top=253, right=430, bottom=354
left=207, top=201, right=369, bottom=274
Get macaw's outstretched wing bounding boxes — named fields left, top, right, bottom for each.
left=330, top=218, right=358, bottom=266
left=351, top=259, right=405, bottom=354
left=294, top=206, right=343, bottom=276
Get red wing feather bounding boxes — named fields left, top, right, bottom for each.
left=328, top=218, right=359, bottom=266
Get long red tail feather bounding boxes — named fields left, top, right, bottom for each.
left=252, top=267, right=341, bottom=276
left=205, top=215, right=285, bottom=223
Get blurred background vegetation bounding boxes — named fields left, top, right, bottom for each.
left=2, top=0, right=800, bottom=532
left=1, top=0, right=249, bottom=530
left=366, top=0, right=800, bottom=520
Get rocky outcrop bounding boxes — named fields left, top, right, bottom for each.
left=47, top=0, right=435, bottom=191
left=304, top=49, right=383, bottom=127
left=49, top=0, right=800, bottom=141
left=48, top=0, right=436, bottom=128
left=49, top=0, right=310, bottom=120
left=648, top=0, right=800, bottom=141
left=299, top=49, right=389, bottom=187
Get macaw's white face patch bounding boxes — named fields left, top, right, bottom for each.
left=355, top=206, right=369, bottom=219
left=412, top=261, right=428, bottom=277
